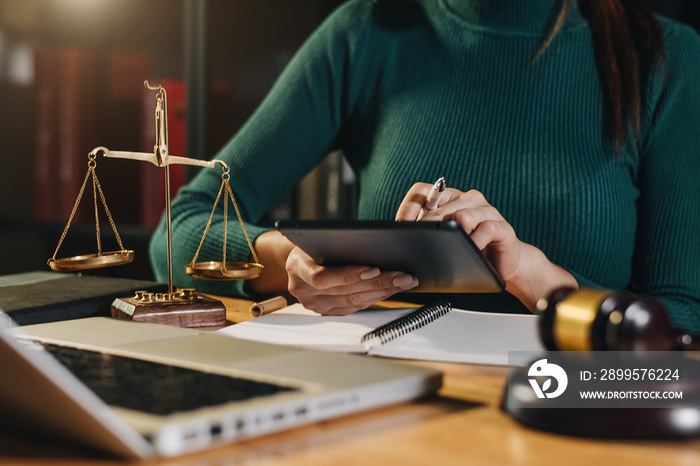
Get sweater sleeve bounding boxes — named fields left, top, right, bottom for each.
left=148, top=2, right=372, bottom=297
left=632, top=23, right=700, bottom=333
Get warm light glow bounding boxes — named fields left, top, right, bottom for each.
left=7, top=42, right=33, bottom=85
left=0, top=28, right=33, bottom=85
left=60, top=0, right=109, bottom=11
left=512, top=383, right=537, bottom=403
left=47, top=0, right=114, bottom=24
left=670, top=408, right=700, bottom=433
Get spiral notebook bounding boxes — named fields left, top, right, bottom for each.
left=218, top=301, right=544, bottom=365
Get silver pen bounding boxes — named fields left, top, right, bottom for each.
left=416, top=177, right=446, bottom=221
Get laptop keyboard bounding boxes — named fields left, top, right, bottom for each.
left=41, top=343, right=298, bottom=416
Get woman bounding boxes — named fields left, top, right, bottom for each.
left=150, top=0, right=700, bottom=333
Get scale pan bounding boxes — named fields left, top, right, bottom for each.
left=48, top=250, right=134, bottom=272
left=186, top=261, right=264, bottom=280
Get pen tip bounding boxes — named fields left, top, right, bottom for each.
left=435, top=177, right=446, bottom=191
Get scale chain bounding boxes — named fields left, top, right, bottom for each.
left=190, top=177, right=226, bottom=266
left=49, top=164, right=93, bottom=264
left=93, top=170, right=126, bottom=252
left=48, top=153, right=127, bottom=265
left=225, top=180, right=260, bottom=264
left=93, top=167, right=101, bottom=256
left=189, top=169, right=260, bottom=268
left=223, top=180, right=228, bottom=266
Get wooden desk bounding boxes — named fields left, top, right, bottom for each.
left=1, top=297, right=698, bottom=465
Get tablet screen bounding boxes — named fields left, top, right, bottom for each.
left=276, top=220, right=504, bottom=293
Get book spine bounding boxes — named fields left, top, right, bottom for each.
left=361, top=300, right=452, bottom=352
left=32, top=48, right=60, bottom=221
left=57, top=49, right=97, bottom=222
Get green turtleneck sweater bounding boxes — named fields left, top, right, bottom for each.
left=149, top=0, right=700, bottom=333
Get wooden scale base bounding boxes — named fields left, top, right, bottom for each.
left=111, top=289, right=226, bottom=328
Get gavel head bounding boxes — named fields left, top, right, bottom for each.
left=537, top=287, right=675, bottom=352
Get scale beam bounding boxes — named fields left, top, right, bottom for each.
left=102, top=150, right=227, bottom=170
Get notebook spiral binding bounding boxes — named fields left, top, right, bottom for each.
left=361, top=300, right=452, bottom=352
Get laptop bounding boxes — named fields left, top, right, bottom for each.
left=0, top=309, right=441, bottom=459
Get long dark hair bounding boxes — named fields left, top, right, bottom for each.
left=539, top=0, right=666, bottom=151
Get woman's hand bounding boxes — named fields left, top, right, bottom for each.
left=395, top=183, right=578, bottom=311
left=285, top=247, right=418, bottom=315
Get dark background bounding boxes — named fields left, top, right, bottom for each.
left=0, top=0, right=696, bottom=282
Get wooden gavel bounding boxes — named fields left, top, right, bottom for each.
left=537, top=287, right=700, bottom=352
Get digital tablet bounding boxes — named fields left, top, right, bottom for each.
left=275, top=220, right=505, bottom=293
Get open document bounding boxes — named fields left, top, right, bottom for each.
left=217, top=303, right=544, bottom=366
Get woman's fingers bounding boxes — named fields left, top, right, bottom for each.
left=451, top=206, right=511, bottom=247
left=395, top=182, right=433, bottom=221
left=287, top=247, right=377, bottom=290
left=397, top=185, right=493, bottom=223
left=285, top=247, right=418, bottom=315
left=302, top=275, right=419, bottom=316
left=417, top=189, right=487, bottom=221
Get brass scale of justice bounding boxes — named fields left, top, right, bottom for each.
left=47, top=81, right=263, bottom=327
